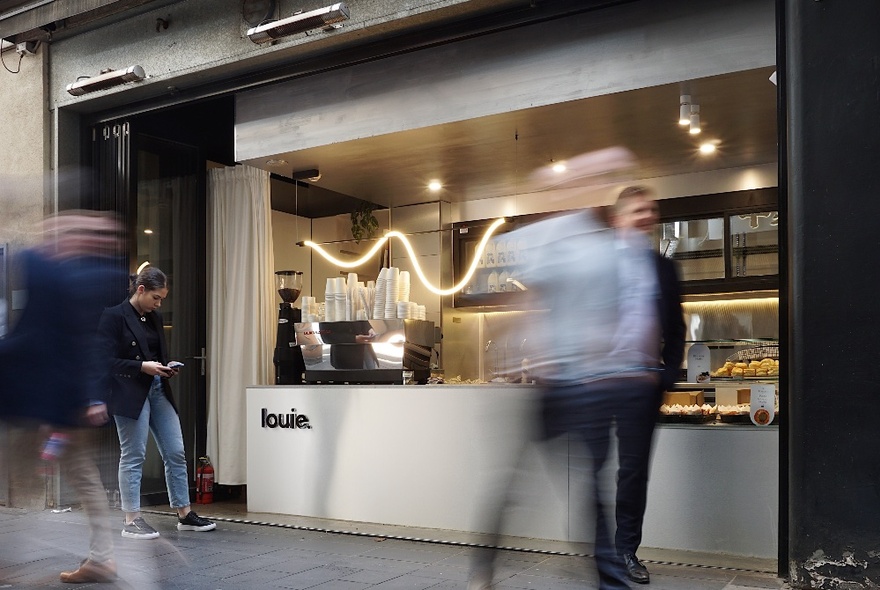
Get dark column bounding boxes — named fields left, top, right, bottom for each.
left=785, top=0, right=880, bottom=588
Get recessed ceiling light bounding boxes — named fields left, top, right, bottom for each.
left=552, top=162, right=567, bottom=173
left=143, top=228, right=154, bottom=234
left=699, top=142, right=717, bottom=154
left=428, top=180, right=442, bottom=191
left=265, top=159, right=288, bottom=166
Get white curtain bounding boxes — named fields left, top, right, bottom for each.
left=206, top=165, right=275, bottom=485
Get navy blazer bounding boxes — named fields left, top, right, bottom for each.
left=97, top=300, right=177, bottom=419
left=656, top=253, right=686, bottom=392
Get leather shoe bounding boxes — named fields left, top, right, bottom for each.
left=60, top=558, right=117, bottom=583
left=623, top=553, right=650, bottom=584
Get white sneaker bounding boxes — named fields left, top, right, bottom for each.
left=176, top=510, right=216, bottom=531
left=121, top=517, right=160, bottom=539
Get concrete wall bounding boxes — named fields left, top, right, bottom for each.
left=46, top=0, right=526, bottom=115
left=236, top=0, right=775, bottom=162
left=0, top=44, right=47, bottom=288
left=0, top=43, right=49, bottom=509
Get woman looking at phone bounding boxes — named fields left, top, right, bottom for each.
left=97, top=266, right=215, bottom=539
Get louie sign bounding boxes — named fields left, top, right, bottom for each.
left=260, top=407, right=312, bottom=429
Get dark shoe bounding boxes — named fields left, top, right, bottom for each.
left=121, top=517, right=160, bottom=539
left=177, top=510, right=216, bottom=531
left=60, top=558, right=117, bottom=583
left=623, top=553, right=650, bottom=584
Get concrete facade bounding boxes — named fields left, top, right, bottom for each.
left=0, top=42, right=49, bottom=509
left=0, top=43, right=47, bottom=292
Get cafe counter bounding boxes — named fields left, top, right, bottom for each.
left=247, top=385, right=778, bottom=560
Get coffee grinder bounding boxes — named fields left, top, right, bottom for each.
left=273, top=270, right=305, bottom=384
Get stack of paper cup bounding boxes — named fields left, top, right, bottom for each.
left=373, top=269, right=387, bottom=319
left=301, top=296, right=317, bottom=321
left=399, top=271, right=410, bottom=303
left=366, top=281, right=375, bottom=317
left=334, top=277, right=346, bottom=322
left=347, top=273, right=359, bottom=321
left=324, top=278, right=336, bottom=321
left=417, top=305, right=426, bottom=320
left=385, top=267, right=400, bottom=318
left=300, top=296, right=310, bottom=318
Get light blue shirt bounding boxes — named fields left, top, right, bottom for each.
left=511, top=211, right=661, bottom=385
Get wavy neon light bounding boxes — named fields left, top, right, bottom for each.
left=304, top=217, right=507, bottom=296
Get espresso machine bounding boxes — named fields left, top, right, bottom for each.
left=273, top=270, right=305, bottom=384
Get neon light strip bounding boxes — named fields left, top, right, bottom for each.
left=304, top=217, right=507, bottom=296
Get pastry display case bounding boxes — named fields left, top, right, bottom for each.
left=662, top=293, right=780, bottom=425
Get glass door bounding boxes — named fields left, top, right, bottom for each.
left=131, top=133, right=206, bottom=506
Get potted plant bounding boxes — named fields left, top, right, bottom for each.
left=350, top=202, right=379, bottom=243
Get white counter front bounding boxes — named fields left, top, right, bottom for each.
left=247, top=385, right=778, bottom=560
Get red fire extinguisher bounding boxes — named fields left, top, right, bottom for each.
left=196, top=456, right=214, bottom=504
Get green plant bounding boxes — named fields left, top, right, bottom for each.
left=350, top=202, right=379, bottom=243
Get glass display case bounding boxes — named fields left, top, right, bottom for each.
left=661, top=294, right=780, bottom=425
left=656, top=187, right=779, bottom=294
left=656, top=217, right=726, bottom=281
left=730, top=211, right=779, bottom=277
left=452, top=214, right=548, bottom=307
left=454, top=190, right=780, bottom=306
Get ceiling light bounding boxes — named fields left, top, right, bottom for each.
left=428, top=180, right=442, bottom=191
left=143, top=228, right=154, bottom=234
left=247, top=3, right=350, bottom=43
left=679, top=94, right=691, bottom=125
left=66, top=65, right=146, bottom=96
left=552, top=163, right=567, bottom=173
left=699, top=142, right=716, bottom=154
left=689, top=104, right=701, bottom=135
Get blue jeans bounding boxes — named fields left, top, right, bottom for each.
left=115, top=376, right=190, bottom=512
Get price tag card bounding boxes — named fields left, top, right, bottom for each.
left=750, top=383, right=776, bottom=426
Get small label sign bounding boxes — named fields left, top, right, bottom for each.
left=750, top=384, right=775, bottom=426
left=687, top=343, right=711, bottom=383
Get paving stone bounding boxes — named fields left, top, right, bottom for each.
left=0, top=508, right=786, bottom=590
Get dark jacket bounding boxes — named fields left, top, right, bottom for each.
left=0, top=249, right=125, bottom=426
left=97, top=300, right=177, bottom=419
left=656, top=253, right=686, bottom=392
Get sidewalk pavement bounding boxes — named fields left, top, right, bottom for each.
left=0, top=507, right=787, bottom=589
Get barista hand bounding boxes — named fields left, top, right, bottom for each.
left=355, top=329, right=377, bottom=344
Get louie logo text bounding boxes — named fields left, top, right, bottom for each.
left=261, top=408, right=312, bottom=429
